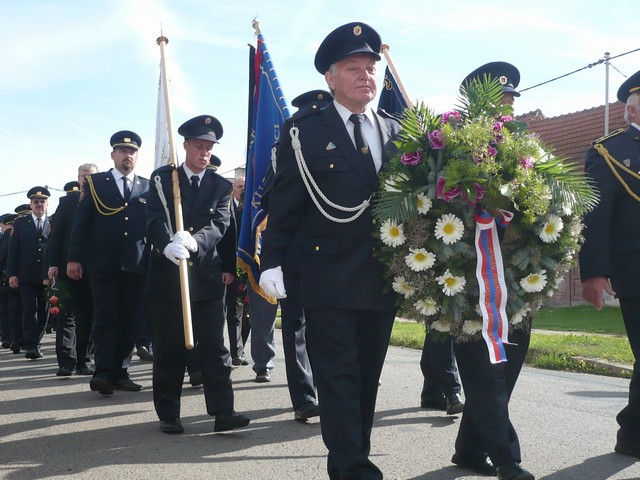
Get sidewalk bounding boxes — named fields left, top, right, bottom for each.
left=1, top=333, right=640, bottom=479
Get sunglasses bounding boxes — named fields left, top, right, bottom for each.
left=31, top=199, right=47, bottom=204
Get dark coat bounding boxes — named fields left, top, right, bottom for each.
left=7, top=214, right=49, bottom=283
left=145, top=165, right=235, bottom=301
left=47, top=192, right=80, bottom=278
left=260, top=102, right=401, bottom=310
left=67, top=170, right=149, bottom=276
left=579, top=126, right=640, bottom=299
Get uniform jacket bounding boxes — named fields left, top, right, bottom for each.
left=579, top=126, right=640, bottom=298
left=68, top=170, right=149, bottom=276
left=7, top=214, right=49, bottom=283
left=145, top=164, right=235, bottom=301
left=260, top=102, right=401, bottom=310
left=47, top=192, right=80, bottom=279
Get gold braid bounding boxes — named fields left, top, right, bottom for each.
left=594, top=143, right=640, bottom=202
left=86, top=175, right=125, bottom=216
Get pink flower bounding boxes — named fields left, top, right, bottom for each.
left=441, top=111, right=462, bottom=125
left=436, top=176, right=461, bottom=202
left=400, top=151, right=423, bottom=166
left=428, top=130, right=445, bottom=150
left=493, top=121, right=504, bottom=132
left=500, top=115, right=513, bottom=122
left=487, top=145, right=498, bottom=157
left=461, top=183, right=486, bottom=206
left=520, top=156, right=534, bottom=169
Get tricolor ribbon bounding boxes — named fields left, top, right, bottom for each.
left=474, top=208, right=514, bottom=364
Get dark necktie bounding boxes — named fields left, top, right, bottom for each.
left=36, top=218, right=42, bottom=235
left=122, top=177, right=131, bottom=201
left=349, top=113, right=371, bottom=157
left=191, top=175, right=200, bottom=197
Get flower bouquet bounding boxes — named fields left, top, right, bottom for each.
left=373, top=78, right=598, bottom=347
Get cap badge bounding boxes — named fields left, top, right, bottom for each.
left=124, top=137, right=131, bottom=143
left=499, top=76, right=508, bottom=85
left=205, top=117, right=212, bottom=125
left=353, top=25, right=362, bottom=36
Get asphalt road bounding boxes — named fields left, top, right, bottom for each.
left=1, top=332, right=639, bottom=480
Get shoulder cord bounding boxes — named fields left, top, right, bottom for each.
left=86, top=175, right=124, bottom=216
left=154, top=175, right=175, bottom=239
left=594, top=143, right=640, bottom=202
left=289, top=125, right=371, bottom=223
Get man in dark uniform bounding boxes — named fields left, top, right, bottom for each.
left=47, top=165, right=99, bottom=377
left=450, top=62, right=534, bottom=480
left=8, top=187, right=51, bottom=359
left=580, top=69, right=640, bottom=460
left=67, top=131, right=149, bottom=395
left=0, top=214, right=18, bottom=350
left=6, top=208, right=26, bottom=353
left=259, top=23, right=401, bottom=479
left=146, top=114, right=250, bottom=435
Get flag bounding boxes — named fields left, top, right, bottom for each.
left=154, top=66, right=172, bottom=169
left=237, top=32, right=291, bottom=299
left=377, top=66, right=408, bottom=116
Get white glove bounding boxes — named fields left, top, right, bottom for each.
left=259, top=266, right=287, bottom=299
left=163, top=242, right=190, bottom=265
left=173, top=230, right=198, bottom=252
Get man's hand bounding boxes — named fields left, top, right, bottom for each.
left=222, top=272, right=235, bottom=285
left=581, top=276, right=616, bottom=310
left=259, top=266, right=287, bottom=299
left=8, top=276, right=18, bottom=289
left=173, top=231, right=198, bottom=252
left=163, top=243, right=190, bottom=266
left=48, top=266, right=59, bottom=281
left=67, top=261, right=83, bottom=280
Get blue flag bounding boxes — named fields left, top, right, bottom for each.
left=377, top=66, right=408, bottom=116
left=238, top=33, right=290, bottom=299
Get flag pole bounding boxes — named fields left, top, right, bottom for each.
left=380, top=44, right=414, bottom=109
left=156, top=34, right=195, bottom=350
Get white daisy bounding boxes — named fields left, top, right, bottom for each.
left=539, top=215, right=564, bottom=243
left=435, top=269, right=466, bottom=296
left=511, top=304, right=531, bottom=325
left=462, top=320, right=482, bottom=335
left=519, top=270, right=547, bottom=293
left=416, top=193, right=432, bottom=215
left=431, top=319, right=451, bottom=332
left=392, top=276, right=415, bottom=298
left=384, top=173, right=409, bottom=192
left=405, top=248, right=436, bottom=271
left=434, top=213, right=464, bottom=245
left=380, top=219, right=406, bottom=247
left=414, top=298, right=439, bottom=316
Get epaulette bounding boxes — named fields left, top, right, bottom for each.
left=286, top=103, right=323, bottom=123
left=154, top=163, right=177, bottom=174
left=593, top=128, right=624, bottom=145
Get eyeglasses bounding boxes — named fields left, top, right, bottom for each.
left=31, top=199, right=46, bottom=204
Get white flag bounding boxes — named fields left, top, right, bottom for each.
left=154, top=68, right=171, bottom=169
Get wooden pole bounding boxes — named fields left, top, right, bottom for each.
left=380, top=44, right=414, bottom=109
left=156, top=34, right=195, bottom=350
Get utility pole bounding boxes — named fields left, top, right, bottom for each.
left=604, top=52, right=611, bottom=135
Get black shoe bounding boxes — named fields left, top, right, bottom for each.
left=497, top=463, right=534, bottom=480
left=160, top=418, right=184, bottom=434
left=75, top=364, right=95, bottom=376
left=232, top=356, right=249, bottom=366
left=56, top=366, right=73, bottom=377
left=421, top=394, right=447, bottom=411
left=294, top=402, right=320, bottom=422
left=255, top=369, right=271, bottom=383
left=10, top=343, right=21, bottom=354
left=189, top=371, right=203, bottom=387
left=214, top=410, right=250, bottom=432
left=615, top=439, right=640, bottom=459
left=90, top=376, right=114, bottom=395
left=25, top=348, right=43, bottom=359
left=446, top=393, right=465, bottom=415
left=136, top=345, right=153, bottom=361
left=1, top=341, right=10, bottom=349
left=113, top=377, right=142, bottom=391
left=452, top=452, right=497, bottom=476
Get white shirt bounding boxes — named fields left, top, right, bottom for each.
left=333, top=100, right=383, bottom=172
left=182, top=164, right=205, bottom=184
left=111, top=168, right=135, bottom=198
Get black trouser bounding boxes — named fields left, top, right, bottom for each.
left=305, top=308, right=395, bottom=480
left=68, top=277, right=93, bottom=367
left=420, top=332, right=461, bottom=399
left=55, top=307, right=77, bottom=368
left=8, top=288, right=23, bottom=346
left=617, top=296, right=640, bottom=442
left=89, top=272, right=145, bottom=383
left=20, top=283, right=46, bottom=350
left=0, top=289, right=9, bottom=344
left=453, top=328, right=530, bottom=468
left=224, top=279, right=245, bottom=359
left=150, top=297, right=234, bottom=420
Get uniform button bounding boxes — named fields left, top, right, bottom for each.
left=38, top=248, right=42, bottom=252
left=124, top=217, right=129, bottom=221
left=124, top=232, right=128, bottom=237
left=329, top=164, right=334, bottom=169
left=37, top=259, right=41, bottom=263
left=372, top=219, right=377, bottom=225
left=188, top=261, right=194, bottom=267
left=124, top=202, right=128, bottom=207
left=314, top=245, right=320, bottom=251
left=188, top=227, right=194, bottom=232
left=209, top=208, right=214, bottom=213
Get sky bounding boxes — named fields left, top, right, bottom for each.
left=1, top=0, right=638, bottom=215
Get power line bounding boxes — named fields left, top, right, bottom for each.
left=519, top=46, right=640, bottom=93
